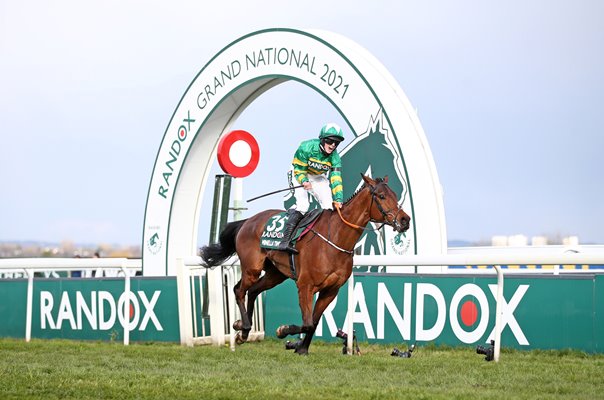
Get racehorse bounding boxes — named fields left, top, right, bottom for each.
left=200, top=174, right=410, bottom=354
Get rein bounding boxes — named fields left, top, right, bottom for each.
left=335, top=204, right=386, bottom=232
left=335, top=203, right=364, bottom=230
left=309, top=181, right=407, bottom=255
left=335, top=185, right=404, bottom=233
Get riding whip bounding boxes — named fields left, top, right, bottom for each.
left=246, top=185, right=303, bottom=203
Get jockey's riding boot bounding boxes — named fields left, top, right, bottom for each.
left=279, top=210, right=303, bottom=254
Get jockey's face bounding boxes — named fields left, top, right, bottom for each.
left=323, top=138, right=339, bottom=154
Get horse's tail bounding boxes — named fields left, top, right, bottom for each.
left=200, top=219, right=247, bottom=267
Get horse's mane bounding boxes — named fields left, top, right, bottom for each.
left=343, top=177, right=385, bottom=204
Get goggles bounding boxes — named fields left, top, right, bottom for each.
left=324, top=138, right=340, bottom=146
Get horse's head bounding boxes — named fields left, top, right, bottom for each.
left=362, top=174, right=410, bottom=233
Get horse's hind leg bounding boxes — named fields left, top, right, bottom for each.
left=244, top=262, right=287, bottom=330
left=231, top=279, right=246, bottom=332
left=232, top=275, right=253, bottom=342
left=233, top=257, right=282, bottom=343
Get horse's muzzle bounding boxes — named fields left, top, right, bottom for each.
left=397, top=214, right=411, bottom=233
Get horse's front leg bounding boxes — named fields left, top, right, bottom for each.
left=275, top=284, right=314, bottom=348
left=276, top=285, right=318, bottom=355
left=295, top=287, right=339, bottom=355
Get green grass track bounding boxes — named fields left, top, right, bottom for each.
left=1, top=338, right=603, bottom=399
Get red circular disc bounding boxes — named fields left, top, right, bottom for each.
left=460, top=300, right=478, bottom=326
left=217, top=130, right=260, bottom=177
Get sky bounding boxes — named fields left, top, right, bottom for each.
left=1, top=0, right=603, bottom=247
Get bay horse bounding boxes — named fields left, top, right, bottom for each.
left=200, top=174, right=410, bottom=354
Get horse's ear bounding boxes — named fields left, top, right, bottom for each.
left=361, top=174, right=375, bottom=186
left=383, top=175, right=389, bottom=183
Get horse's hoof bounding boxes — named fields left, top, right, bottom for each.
left=235, top=332, right=246, bottom=345
left=232, top=319, right=243, bottom=331
left=294, top=348, right=309, bottom=356
left=276, top=325, right=288, bottom=339
left=285, top=339, right=303, bottom=351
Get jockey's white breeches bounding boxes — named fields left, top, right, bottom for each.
left=290, top=172, right=333, bottom=213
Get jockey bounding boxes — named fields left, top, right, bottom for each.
left=279, top=123, right=345, bottom=254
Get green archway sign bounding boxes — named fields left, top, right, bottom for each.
left=143, top=28, right=446, bottom=276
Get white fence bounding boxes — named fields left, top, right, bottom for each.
left=3, top=247, right=604, bottom=362
left=0, top=258, right=142, bottom=345
left=0, top=256, right=265, bottom=350
left=352, top=251, right=604, bottom=362
left=174, top=248, right=604, bottom=361
left=175, top=256, right=264, bottom=351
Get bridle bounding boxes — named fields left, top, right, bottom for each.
left=335, top=183, right=406, bottom=232
left=317, top=182, right=407, bottom=254
left=368, top=184, right=407, bottom=232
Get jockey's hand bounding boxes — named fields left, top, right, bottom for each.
left=302, top=181, right=312, bottom=190
left=333, top=202, right=342, bottom=209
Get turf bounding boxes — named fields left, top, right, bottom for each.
left=0, top=338, right=603, bottom=399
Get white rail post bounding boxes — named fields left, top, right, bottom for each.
left=25, top=268, right=33, bottom=342
left=224, top=267, right=236, bottom=351
left=122, top=262, right=131, bottom=346
left=232, top=177, right=244, bottom=221
left=207, top=266, right=226, bottom=346
left=346, top=272, right=354, bottom=355
left=493, top=265, right=504, bottom=362
left=176, top=258, right=193, bottom=346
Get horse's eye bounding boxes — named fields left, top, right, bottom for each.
left=379, top=194, right=385, bottom=200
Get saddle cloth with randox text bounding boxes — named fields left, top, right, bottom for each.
left=259, top=209, right=322, bottom=250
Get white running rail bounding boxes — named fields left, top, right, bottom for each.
left=350, top=252, right=604, bottom=362
left=176, top=257, right=264, bottom=351
left=0, top=258, right=142, bottom=345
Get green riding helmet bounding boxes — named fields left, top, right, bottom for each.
left=319, top=123, right=345, bottom=142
